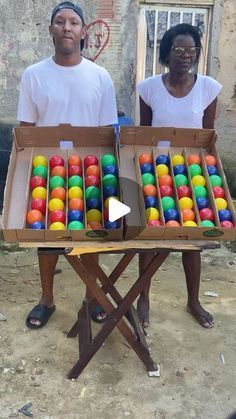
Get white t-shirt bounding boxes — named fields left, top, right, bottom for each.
left=17, top=57, right=118, bottom=126
left=137, top=74, right=222, bottom=128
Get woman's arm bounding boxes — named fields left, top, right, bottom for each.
left=203, top=98, right=218, bottom=129
left=139, top=97, right=152, bottom=126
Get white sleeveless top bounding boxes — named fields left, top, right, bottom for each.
left=137, top=74, right=222, bottom=128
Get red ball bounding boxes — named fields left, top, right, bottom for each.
left=84, top=155, right=99, bottom=169
left=103, top=207, right=109, bottom=222
left=199, top=207, right=214, bottom=221
left=85, top=175, right=100, bottom=188
left=30, top=176, right=46, bottom=190
left=31, top=198, right=46, bottom=215
left=159, top=185, right=173, bottom=197
left=49, top=155, right=65, bottom=169
left=177, top=185, right=191, bottom=198
left=212, top=186, right=225, bottom=199
left=147, top=219, right=162, bottom=227
left=68, top=165, right=83, bottom=177
left=49, top=209, right=66, bottom=224
left=220, top=220, right=234, bottom=228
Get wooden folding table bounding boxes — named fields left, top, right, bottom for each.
left=20, top=240, right=220, bottom=379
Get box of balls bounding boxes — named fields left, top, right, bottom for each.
left=2, top=125, right=123, bottom=242
left=119, top=126, right=236, bottom=241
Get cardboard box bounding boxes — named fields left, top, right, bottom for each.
left=2, top=125, right=123, bottom=242
left=119, top=126, right=236, bottom=241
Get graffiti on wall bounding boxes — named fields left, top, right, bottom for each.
left=83, top=19, right=110, bottom=61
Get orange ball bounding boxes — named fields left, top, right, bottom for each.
left=68, top=154, right=82, bottom=167
left=165, top=220, right=180, bottom=227
left=182, top=208, right=195, bottom=222
left=85, top=165, right=100, bottom=177
left=27, top=209, right=43, bottom=225
left=69, top=198, right=84, bottom=211
left=143, top=184, right=157, bottom=197
left=51, top=187, right=66, bottom=201
left=205, top=154, right=217, bottom=166
left=87, top=221, right=103, bottom=230
left=139, top=153, right=153, bottom=165
left=187, top=154, right=201, bottom=165
left=51, top=165, right=66, bottom=178
left=158, top=174, right=173, bottom=187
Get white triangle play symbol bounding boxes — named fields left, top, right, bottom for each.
left=108, top=197, right=131, bottom=222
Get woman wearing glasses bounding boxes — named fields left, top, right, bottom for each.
left=137, top=23, right=222, bottom=329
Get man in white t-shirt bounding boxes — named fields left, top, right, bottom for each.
left=17, top=1, right=118, bottom=328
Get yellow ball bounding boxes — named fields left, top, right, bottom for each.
left=48, top=198, right=64, bottom=211
left=171, top=154, right=184, bottom=166
left=191, top=175, right=206, bottom=187
left=33, top=155, right=47, bottom=167
left=105, top=196, right=119, bottom=209
left=86, top=209, right=102, bottom=223
left=183, top=220, right=197, bottom=227
left=156, top=164, right=169, bottom=177
left=32, top=186, right=47, bottom=200
left=68, top=186, right=83, bottom=200
left=145, top=207, right=159, bottom=221
left=50, top=222, right=66, bottom=230
left=215, top=197, right=227, bottom=210
left=179, top=197, right=193, bottom=210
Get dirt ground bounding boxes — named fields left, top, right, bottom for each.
left=0, top=240, right=236, bottom=419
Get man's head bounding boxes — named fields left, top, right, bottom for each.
left=50, top=2, right=85, bottom=51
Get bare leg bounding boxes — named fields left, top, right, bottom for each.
left=182, top=251, right=214, bottom=328
left=136, top=252, right=155, bottom=327
left=28, top=253, right=58, bottom=326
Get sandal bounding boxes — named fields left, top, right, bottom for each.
left=187, top=307, right=214, bottom=329
left=26, top=304, right=56, bottom=329
left=90, top=305, right=108, bottom=324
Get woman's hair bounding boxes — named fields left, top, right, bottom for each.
left=159, top=23, right=202, bottom=66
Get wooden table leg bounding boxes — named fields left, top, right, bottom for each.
left=65, top=251, right=170, bottom=379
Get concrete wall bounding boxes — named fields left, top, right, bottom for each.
left=0, top=0, right=235, bottom=207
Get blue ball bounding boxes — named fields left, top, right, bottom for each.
left=103, top=164, right=118, bottom=176
left=68, top=209, right=84, bottom=222
left=103, top=185, right=118, bottom=199
left=144, top=196, right=157, bottom=208
left=140, top=163, right=154, bottom=175
left=173, top=165, right=186, bottom=176
left=86, top=198, right=102, bottom=211
left=156, top=154, right=170, bottom=166
left=104, top=220, right=120, bottom=229
left=207, top=165, right=218, bottom=176
left=218, top=209, right=232, bottom=221
left=29, top=221, right=45, bottom=230
left=164, top=208, right=179, bottom=221
left=196, top=197, right=209, bottom=210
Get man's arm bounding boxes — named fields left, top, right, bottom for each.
left=139, top=96, right=152, bottom=126
left=203, top=98, right=218, bottom=129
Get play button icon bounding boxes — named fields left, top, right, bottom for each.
left=108, top=197, right=131, bottom=222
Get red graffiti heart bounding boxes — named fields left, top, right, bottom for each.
left=83, top=19, right=110, bottom=62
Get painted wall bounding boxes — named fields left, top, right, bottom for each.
left=0, top=0, right=235, bottom=200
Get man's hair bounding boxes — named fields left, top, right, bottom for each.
left=159, top=23, right=202, bottom=66
left=51, top=2, right=85, bottom=50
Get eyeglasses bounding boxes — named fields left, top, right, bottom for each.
left=171, top=46, right=200, bottom=57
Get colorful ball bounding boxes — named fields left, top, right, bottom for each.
left=85, top=175, right=100, bottom=188
left=86, top=209, right=102, bottom=223
left=218, top=209, right=232, bottom=222
left=143, top=184, right=157, bottom=197
left=220, top=220, right=234, bottom=228
left=87, top=221, right=103, bottom=230
left=68, top=155, right=82, bottom=167
left=32, top=165, right=47, bottom=178
left=212, top=186, right=225, bottom=199
left=205, top=154, right=217, bottom=166
left=67, top=221, right=84, bottom=230
left=68, top=209, right=84, bottom=223
left=29, top=221, right=45, bottom=230
left=103, top=164, right=118, bottom=176
left=51, top=165, right=66, bottom=178
left=30, top=176, right=46, bottom=190
left=196, top=197, right=209, bottom=210
left=161, top=196, right=175, bottom=211
left=177, top=185, right=191, bottom=198
left=49, top=209, right=66, bottom=224
left=165, top=220, right=180, bottom=227
left=51, top=187, right=66, bottom=201
left=182, top=209, right=195, bottom=222
left=207, top=165, right=218, bottom=176
left=164, top=208, right=179, bottom=221
left=159, top=185, right=173, bottom=197
left=140, top=163, right=154, bottom=175
left=189, top=164, right=202, bottom=177
left=104, top=196, right=119, bottom=209
left=68, top=186, right=83, bottom=200
left=101, top=154, right=116, bottom=167
left=103, top=185, right=118, bottom=199
left=48, top=198, right=64, bottom=212
left=215, top=197, right=227, bottom=211
left=199, top=208, right=214, bottom=221
left=85, top=165, right=100, bottom=177
left=179, top=197, right=193, bottom=210
left=68, top=165, right=83, bottom=177
left=174, top=174, right=188, bottom=187
left=191, top=175, right=206, bottom=187
left=144, top=196, right=157, bottom=208
left=33, top=155, right=47, bottom=168
left=187, top=154, right=201, bottom=165
left=193, top=186, right=207, bottom=198
left=102, top=174, right=118, bottom=188
left=141, top=173, right=155, bottom=186
left=86, top=198, right=102, bottom=211
left=68, top=198, right=84, bottom=211
left=145, top=207, right=159, bottom=221
left=32, top=186, right=47, bottom=200
left=31, top=198, right=46, bottom=215
left=156, top=154, right=170, bottom=166
left=139, top=153, right=153, bottom=165
left=68, top=175, right=83, bottom=189
left=49, top=176, right=65, bottom=190
left=49, top=155, right=65, bottom=169
left=158, top=174, right=173, bottom=187
left=173, top=165, right=186, bottom=176
left=209, top=175, right=222, bottom=187
left=49, top=221, right=66, bottom=230
left=147, top=219, right=162, bottom=227
left=85, top=186, right=101, bottom=200
left=172, top=154, right=184, bottom=166
left=104, top=220, right=120, bottom=229
left=156, top=164, right=169, bottom=177
left=183, top=220, right=197, bottom=227
left=84, top=154, right=98, bottom=168
left=27, top=209, right=43, bottom=225
left=200, top=220, right=215, bottom=227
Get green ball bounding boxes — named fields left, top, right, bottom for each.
left=68, top=221, right=84, bottom=230
left=68, top=175, right=83, bottom=188
left=101, top=154, right=116, bottom=167
left=189, top=164, right=202, bottom=178
left=102, top=174, right=118, bottom=188
left=141, top=173, right=155, bottom=186
left=49, top=175, right=65, bottom=189
left=85, top=186, right=101, bottom=200
left=32, top=165, right=47, bottom=178
left=200, top=220, right=215, bottom=227
left=161, top=196, right=175, bottom=211
left=193, top=185, right=207, bottom=198
left=209, top=174, right=222, bottom=187
left=174, top=174, right=188, bottom=187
